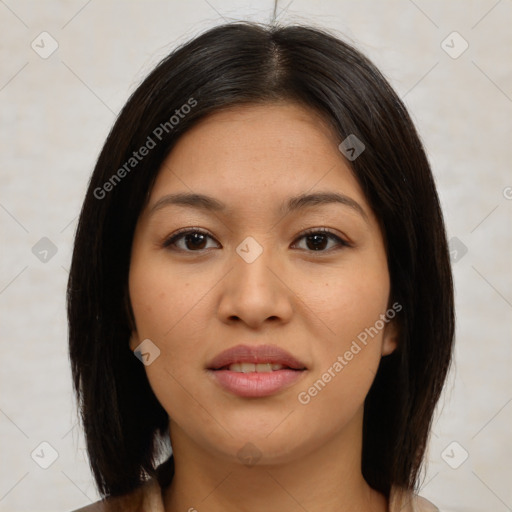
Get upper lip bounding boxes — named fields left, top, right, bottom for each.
left=207, top=344, right=307, bottom=370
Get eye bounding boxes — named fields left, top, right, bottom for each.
left=162, top=227, right=350, bottom=253
left=292, top=228, right=350, bottom=252
left=162, top=228, right=220, bottom=252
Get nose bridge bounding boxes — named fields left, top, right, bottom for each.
left=232, top=234, right=276, bottom=288
left=217, top=233, right=292, bottom=327
left=235, top=234, right=267, bottom=266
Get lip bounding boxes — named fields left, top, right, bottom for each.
left=206, top=344, right=307, bottom=371
left=206, top=344, right=307, bottom=398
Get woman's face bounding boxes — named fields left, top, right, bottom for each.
left=129, top=102, right=397, bottom=466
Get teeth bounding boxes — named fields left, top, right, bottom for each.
left=227, top=363, right=285, bottom=373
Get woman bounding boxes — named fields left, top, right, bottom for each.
left=68, top=21, right=453, bottom=512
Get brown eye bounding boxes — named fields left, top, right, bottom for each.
left=292, top=228, right=349, bottom=252
left=163, top=229, right=219, bottom=252
left=163, top=227, right=349, bottom=254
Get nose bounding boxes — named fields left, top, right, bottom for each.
left=217, top=240, right=294, bottom=329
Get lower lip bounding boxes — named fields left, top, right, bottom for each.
left=207, top=369, right=306, bottom=398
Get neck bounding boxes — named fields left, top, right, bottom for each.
left=162, top=407, right=388, bottom=512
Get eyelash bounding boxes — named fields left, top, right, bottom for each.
left=162, top=227, right=351, bottom=253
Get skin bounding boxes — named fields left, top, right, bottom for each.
left=129, top=102, right=398, bottom=512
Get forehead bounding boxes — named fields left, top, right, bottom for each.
left=167, top=101, right=340, bottom=164
left=146, top=102, right=371, bottom=221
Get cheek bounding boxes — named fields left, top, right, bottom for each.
left=291, top=257, right=390, bottom=413
left=129, top=255, right=205, bottom=343
left=296, top=256, right=390, bottom=352
left=128, top=257, right=214, bottom=399
left=293, top=278, right=389, bottom=436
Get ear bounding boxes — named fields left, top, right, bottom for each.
left=381, top=319, right=399, bottom=357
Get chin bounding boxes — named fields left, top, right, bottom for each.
left=199, top=420, right=313, bottom=467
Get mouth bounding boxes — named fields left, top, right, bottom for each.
left=218, top=362, right=298, bottom=372
left=206, top=344, right=307, bottom=398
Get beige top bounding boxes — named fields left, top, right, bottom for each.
left=72, top=478, right=440, bottom=512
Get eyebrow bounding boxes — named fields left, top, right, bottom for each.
left=149, top=191, right=369, bottom=223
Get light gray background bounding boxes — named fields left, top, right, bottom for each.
left=1, top=1, right=511, bottom=511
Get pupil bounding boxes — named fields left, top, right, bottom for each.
left=187, top=233, right=206, bottom=249
left=308, top=234, right=327, bottom=251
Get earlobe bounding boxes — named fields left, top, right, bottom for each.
left=381, top=320, right=399, bottom=356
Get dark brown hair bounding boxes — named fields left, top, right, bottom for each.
left=68, top=20, right=455, bottom=499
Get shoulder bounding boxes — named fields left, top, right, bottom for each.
left=389, top=485, right=439, bottom=512
left=69, top=478, right=163, bottom=512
